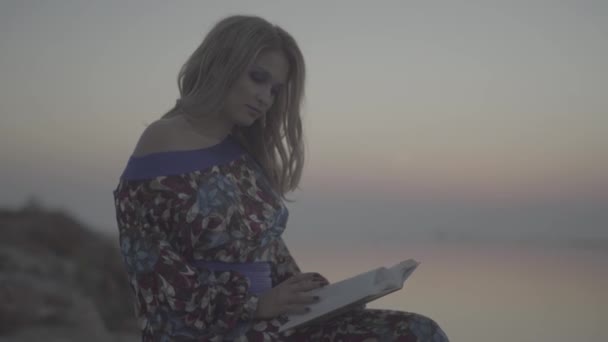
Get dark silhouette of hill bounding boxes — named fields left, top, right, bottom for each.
left=0, top=204, right=137, bottom=341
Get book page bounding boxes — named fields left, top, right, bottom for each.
left=279, top=267, right=381, bottom=332
left=279, top=258, right=420, bottom=332
left=388, top=259, right=419, bottom=287
left=373, top=267, right=397, bottom=291
left=360, top=259, right=420, bottom=304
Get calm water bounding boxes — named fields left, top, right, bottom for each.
left=297, top=241, right=608, bottom=341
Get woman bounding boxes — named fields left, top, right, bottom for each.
left=113, top=15, right=449, bottom=341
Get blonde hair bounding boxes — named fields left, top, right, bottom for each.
left=162, top=15, right=305, bottom=199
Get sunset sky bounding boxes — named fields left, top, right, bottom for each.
left=1, top=0, right=606, bottom=241
left=2, top=2, right=607, bottom=340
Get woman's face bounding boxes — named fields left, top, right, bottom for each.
left=222, top=49, right=289, bottom=127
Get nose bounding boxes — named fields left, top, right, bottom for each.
left=255, top=88, right=274, bottom=111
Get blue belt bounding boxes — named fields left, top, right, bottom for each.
left=193, top=260, right=272, bottom=295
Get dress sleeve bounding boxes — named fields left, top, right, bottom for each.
left=271, top=237, right=302, bottom=286
left=113, top=178, right=258, bottom=334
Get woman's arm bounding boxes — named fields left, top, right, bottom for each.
left=271, top=237, right=302, bottom=286
left=114, top=179, right=258, bottom=334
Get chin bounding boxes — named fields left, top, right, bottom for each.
left=239, top=113, right=261, bottom=127
left=233, top=117, right=256, bottom=127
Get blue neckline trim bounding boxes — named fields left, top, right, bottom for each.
left=120, top=135, right=245, bottom=180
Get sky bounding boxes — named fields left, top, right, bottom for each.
left=1, top=0, right=607, bottom=242
left=1, top=1, right=607, bottom=340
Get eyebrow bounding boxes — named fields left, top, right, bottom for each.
left=252, top=65, right=286, bottom=87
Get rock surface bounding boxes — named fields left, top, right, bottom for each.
left=0, top=206, right=138, bottom=341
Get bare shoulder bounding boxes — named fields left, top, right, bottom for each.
left=131, top=118, right=177, bottom=157
left=131, top=116, right=221, bottom=157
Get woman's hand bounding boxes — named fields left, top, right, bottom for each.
left=254, top=272, right=329, bottom=319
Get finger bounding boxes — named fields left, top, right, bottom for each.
left=288, top=293, right=320, bottom=305
left=297, top=272, right=322, bottom=281
left=306, top=273, right=330, bottom=286
left=304, top=272, right=328, bottom=281
left=313, top=274, right=330, bottom=284
left=291, top=279, right=327, bottom=292
left=284, top=272, right=316, bottom=284
left=312, top=275, right=330, bottom=286
left=285, top=304, right=311, bottom=315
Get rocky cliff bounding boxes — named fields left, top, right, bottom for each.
left=0, top=205, right=138, bottom=341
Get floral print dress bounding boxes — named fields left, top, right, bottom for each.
left=113, top=135, right=449, bottom=341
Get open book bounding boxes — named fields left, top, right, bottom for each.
left=279, top=258, right=420, bottom=332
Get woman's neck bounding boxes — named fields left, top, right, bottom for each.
left=178, top=112, right=233, bottom=142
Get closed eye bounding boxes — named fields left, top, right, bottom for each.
left=250, top=71, right=283, bottom=97
left=250, top=71, right=268, bottom=83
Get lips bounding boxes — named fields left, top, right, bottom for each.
left=246, top=105, right=262, bottom=115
